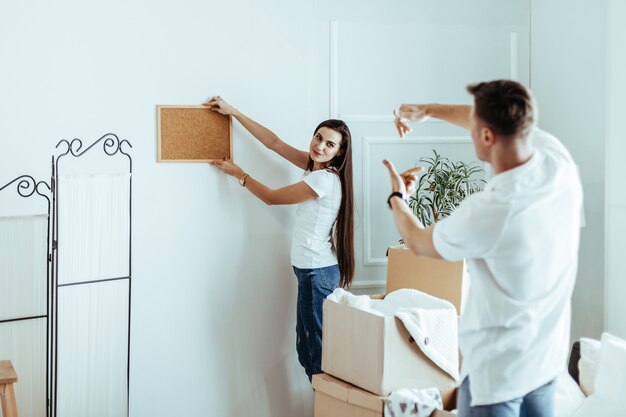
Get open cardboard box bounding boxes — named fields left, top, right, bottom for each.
left=320, top=244, right=464, bottom=399
left=321, top=293, right=457, bottom=397
left=312, top=373, right=457, bottom=417
left=386, top=244, right=468, bottom=315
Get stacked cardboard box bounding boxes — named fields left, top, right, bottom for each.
left=312, top=373, right=456, bottom=417
left=313, top=245, right=466, bottom=417
left=386, top=245, right=468, bottom=315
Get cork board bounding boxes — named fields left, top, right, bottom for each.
left=157, top=105, right=232, bottom=162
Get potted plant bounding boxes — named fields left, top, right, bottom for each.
left=387, top=150, right=486, bottom=312
left=409, top=150, right=486, bottom=226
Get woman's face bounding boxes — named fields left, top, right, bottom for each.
left=309, top=127, right=343, bottom=168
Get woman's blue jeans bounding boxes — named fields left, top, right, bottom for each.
left=292, top=264, right=340, bottom=382
left=458, top=377, right=556, bottom=417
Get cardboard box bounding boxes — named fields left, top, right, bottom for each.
left=313, top=373, right=385, bottom=417
left=312, top=373, right=457, bottom=417
left=386, top=245, right=468, bottom=315
left=321, top=295, right=457, bottom=397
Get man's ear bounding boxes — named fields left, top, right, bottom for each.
left=482, top=127, right=496, bottom=146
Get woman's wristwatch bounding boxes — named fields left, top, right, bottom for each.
left=239, top=174, right=250, bottom=187
left=387, top=191, right=407, bottom=209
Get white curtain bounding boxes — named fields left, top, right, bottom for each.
left=58, top=174, right=130, bottom=285
left=56, top=174, right=130, bottom=417
left=0, top=215, right=48, bottom=321
left=57, top=280, right=129, bottom=417
left=0, top=214, right=48, bottom=417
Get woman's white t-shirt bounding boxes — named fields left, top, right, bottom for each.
left=291, top=169, right=342, bottom=269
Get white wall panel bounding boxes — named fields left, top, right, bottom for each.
left=605, top=0, right=626, bottom=339
left=338, top=25, right=524, bottom=116
left=329, top=2, right=530, bottom=287
left=0, top=1, right=531, bottom=416
left=362, top=137, right=482, bottom=266
left=531, top=0, right=608, bottom=341
left=606, top=207, right=626, bottom=338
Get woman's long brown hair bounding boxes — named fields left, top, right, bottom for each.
left=306, top=119, right=354, bottom=288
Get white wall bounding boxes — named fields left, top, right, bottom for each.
left=605, top=0, right=626, bottom=340
left=1, top=1, right=318, bottom=416
left=11, top=1, right=617, bottom=416
left=530, top=0, right=607, bottom=341
left=326, top=0, right=530, bottom=290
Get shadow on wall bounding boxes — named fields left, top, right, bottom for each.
left=214, top=230, right=313, bottom=417
left=206, top=158, right=314, bottom=416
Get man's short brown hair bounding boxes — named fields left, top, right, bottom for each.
left=467, top=80, right=537, bottom=139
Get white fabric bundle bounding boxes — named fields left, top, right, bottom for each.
left=385, top=387, right=442, bottom=417
left=327, top=287, right=383, bottom=314
left=327, top=288, right=459, bottom=381
left=571, top=333, right=626, bottom=417
left=578, top=337, right=601, bottom=396
left=553, top=371, right=585, bottom=417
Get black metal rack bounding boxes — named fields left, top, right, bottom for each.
left=0, top=174, right=51, bottom=417
left=50, top=133, right=133, bottom=417
left=0, top=132, right=132, bottom=417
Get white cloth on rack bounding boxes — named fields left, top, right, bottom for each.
left=58, top=173, right=130, bottom=285
left=385, top=387, right=443, bottom=417
left=0, top=214, right=48, bottom=320
left=56, top=173, right=131, bottom=417
left=0, top=214, right=48, bottom=417
left=57, top=279, right=129, bottom=417
left=327, top=288, right=459, bottom=380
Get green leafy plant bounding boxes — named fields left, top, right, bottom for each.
left=409, top=150, right=486, bottom=226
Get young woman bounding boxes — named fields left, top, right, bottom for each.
left=204, top=96, right=354, bottom=381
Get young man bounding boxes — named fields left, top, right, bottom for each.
left=384, top=80, right=583, bottom=417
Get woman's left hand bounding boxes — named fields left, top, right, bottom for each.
left=209, top=160, right=246, bottom=180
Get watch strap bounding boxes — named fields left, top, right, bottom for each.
left=387, top=191, right=406, bottom=209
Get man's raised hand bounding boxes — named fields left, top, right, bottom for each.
left=393, top=104, right=430, bottom=138
left=383, top=159, right=423, bottom=195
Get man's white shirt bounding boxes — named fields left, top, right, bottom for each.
left=433, top=128, right=583, bottom=406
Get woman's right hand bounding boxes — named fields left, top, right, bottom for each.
left=209, top=159, right=246, bottom=180
left=203, top=95, right=239, bottom=116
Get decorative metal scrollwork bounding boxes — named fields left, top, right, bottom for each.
left=0, top=174, right=51, bottom=201
left=0, top=175, right=37, bottom=197
left=55, top=133, right=133, bottom=160
left=50, top=131, right=133, bottom=417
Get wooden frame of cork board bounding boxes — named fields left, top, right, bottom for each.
left=157, top=105, right=232, bottom=162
